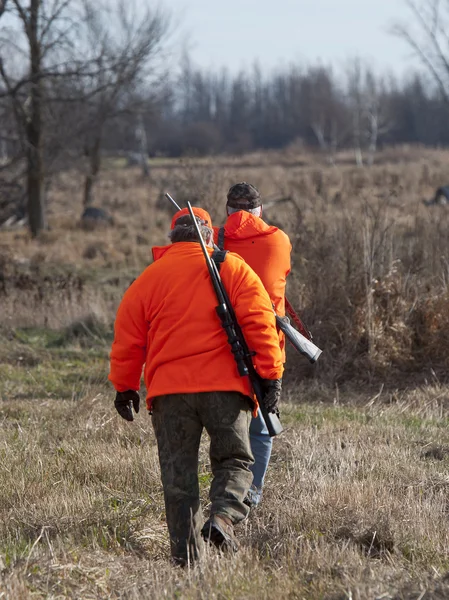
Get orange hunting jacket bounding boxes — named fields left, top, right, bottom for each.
left=108, top=242, right=283, bottom=410
left=213, top=211, right=292, bottom=358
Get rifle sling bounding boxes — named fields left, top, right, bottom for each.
left=211, top=248, right=228, bottom=271
left=217, top=226, right=225, bottom=251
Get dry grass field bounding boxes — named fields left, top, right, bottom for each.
left=1, top=146, right=449, bottom=598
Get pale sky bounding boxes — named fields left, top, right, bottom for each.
left=169, top=0, right=414, bottom=75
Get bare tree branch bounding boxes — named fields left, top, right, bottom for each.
left=407, top=0, right=449, bottom=78
left=0, top=57, right=27, bottom=124
left=393, top=21, right=449, bottom=103
left=394, top=0, right=449, bottom=104
left=11, top=0, right=29, bottom=29
left=0, top=0, right=8, bottom=18
left=39, top=0, right=72, bottom=43
left=431, top=0, right=440, bottom=37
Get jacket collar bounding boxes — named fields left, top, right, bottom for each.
left=152, top=241, right=213, bottom=262
left=223, top=211, right=278, bottom=240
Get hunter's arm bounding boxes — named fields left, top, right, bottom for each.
left=109, top=276, right=148, bottom=392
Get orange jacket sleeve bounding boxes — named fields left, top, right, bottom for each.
left=109, top=276, right=148, bottom=392
left=221, top=254, right=283, bottom=381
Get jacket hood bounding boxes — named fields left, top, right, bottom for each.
left=221, top=211, right=278, bottom=240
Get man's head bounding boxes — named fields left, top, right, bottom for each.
left=226, top=182, right=262, bottom=217
left=170, top=207, right=214, bottom=247
left=170, top=207, right=211, bottom=230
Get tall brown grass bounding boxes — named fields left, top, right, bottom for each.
left=2, top=147, right=449, bottom=598
left=2, top=147, right=449, bottom=384
left=1, top=387, right=449, bottom=598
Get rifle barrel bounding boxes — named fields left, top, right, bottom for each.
left=165, top=192, right=181, bottom=211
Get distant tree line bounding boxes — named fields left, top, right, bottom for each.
left=0, top=0, right=448, bottom=236
left=146, top=60, right=449, bottom=162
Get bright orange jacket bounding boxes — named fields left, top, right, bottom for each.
left=213, top=211, right=291, bottom=358
left=109, top=242, right=283, bottom=410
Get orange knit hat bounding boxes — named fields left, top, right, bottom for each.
left=170, top=207, right=212, bottom=230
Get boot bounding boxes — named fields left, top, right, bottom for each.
left=201, top=514, right=239, bottom=553
left=244, top=484, right=263, bottom=509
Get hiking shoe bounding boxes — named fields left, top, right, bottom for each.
left=243, top=484, right=263, bottom=509
left=201, top=515, right=239, bottom=553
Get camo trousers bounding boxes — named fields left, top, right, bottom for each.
left=151, top=391, right=254, bottom=563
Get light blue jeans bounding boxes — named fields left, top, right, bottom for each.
left=248, top=410, right=273, bottom=506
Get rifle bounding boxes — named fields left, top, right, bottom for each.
left=166, top=192, right=323, bottom=364
left=186, top=201, right=283, bottom=437
left=280, top=300, right=321, bottom=361
left=275, top=314, right=322, bottom=363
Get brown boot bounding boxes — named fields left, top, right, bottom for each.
left=201, top=514, right=239, bottom=553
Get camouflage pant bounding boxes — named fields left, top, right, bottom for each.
left=151, top=391, right=254, bottom=563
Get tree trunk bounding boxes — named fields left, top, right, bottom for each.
left=367, top=112, right=378, bottom=167
left=328, top=120, right=338, bottom=166
left=0, top=138, right=7, bottom=163
left=0, top=0, right=7, bottom=18
left=353, top=111, right=364, bottom=167
left=27, top=0, right=46, bottom=237
left=136, top=114, right=149, bottom=178
left=312, top=122, right=334, bottom=165
left=83, top=135, right=102, bottom=207
left=312, top=123, right=327, bottom=153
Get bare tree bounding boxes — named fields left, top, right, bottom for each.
left=394, top=0, right=449, bottom=103
left=71, top=0, right=169, bottom=206
left=0, top=0, right=83, bottom=235
left=0, top=0, right=46, bottom=235
left=346, top=61, right=392, bottom=167
left=364, top=71, right=392, bottom=166
left=25, top=0, right=45, bottom=234
left=347, top=60, right=365, bottom=166
left=135, top=113, right=150, bottom=177
left=0, top=0, right=169, bottom=232
left=306, top=67, right=349, bottom=165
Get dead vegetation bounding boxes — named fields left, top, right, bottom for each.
left=1, top=147, right=449, bottom=597
left=1, top=380, right=449, bottom=599
left=2, top=147, right=449, bottom=382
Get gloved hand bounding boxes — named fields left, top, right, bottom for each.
left=114, top=390, right=140, bottom=421
left=261, top=378, right=282, bottom=413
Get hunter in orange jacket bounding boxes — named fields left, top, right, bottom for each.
left=109, top=208, right=283, bottom=411
left=110, top=208, right=284, bottom=562
left=212, top=183, right=291, bottom=508
left=213, top=183, right=291, bottom=358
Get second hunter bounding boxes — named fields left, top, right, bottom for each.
left=215, top=182, right=292, bottom=508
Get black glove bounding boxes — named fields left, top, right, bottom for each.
left=261, top=379, right=282, bottom=413
left=114, top=390, right=140, bottom=421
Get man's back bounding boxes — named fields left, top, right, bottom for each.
left=109, top=240, right=283, bottom=405
left=214, top=211, right=291, bottom=316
